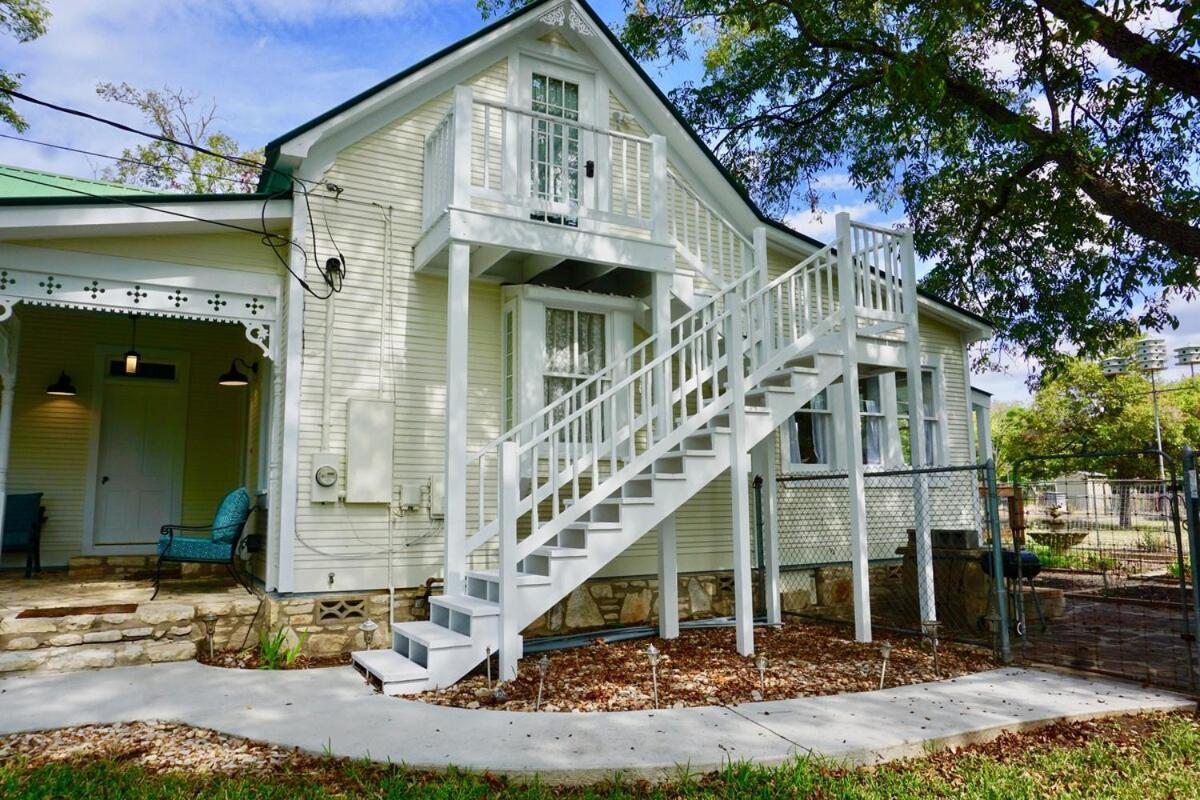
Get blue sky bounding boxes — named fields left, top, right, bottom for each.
left=1, top=0, right=1196, bottom=403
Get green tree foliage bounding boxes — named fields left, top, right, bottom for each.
left=992, top=352, right=1200, bottom=480
left=483, top=0, right=1199, bottom=372
left=95, top=82, right=263, bottom=194
left=0, top=0, right=50, bottom=130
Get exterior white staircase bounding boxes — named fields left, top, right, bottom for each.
left=353, top=216, right=915, bottom=695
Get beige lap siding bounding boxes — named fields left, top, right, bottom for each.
left=288, top=61, right=508, bottom=594
left=3, top=304, right=259, bottom=569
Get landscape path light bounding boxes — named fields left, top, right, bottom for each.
left=755, top=653, right=768, bottom=697
left=878, top=641, right=893, bottom=690
left=646, top=643, right=661, bottom=709
left=358, top=619, right=379, bottom=649
left=201, top=613, right=218, bottom=661
left=921, top=619, right=942, bottom=677
left=535, top=654, right=550, bottom=711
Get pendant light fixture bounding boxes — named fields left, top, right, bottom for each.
left=217, top=357, right=259, bottom=387
left=45, top=371, right=77, bottom=396
left=123, top=314, right=140, bottom=375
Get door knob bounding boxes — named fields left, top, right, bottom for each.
left=101, top=476, right=110, bottom=484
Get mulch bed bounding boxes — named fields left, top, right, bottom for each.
left=0, top=721, right=304, bottom=775
left=198, top=650, right=351, bottom=670
left=414, top=621, right=995, bottom=712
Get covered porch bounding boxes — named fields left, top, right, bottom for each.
left=0, top=239, right=281, bottom=596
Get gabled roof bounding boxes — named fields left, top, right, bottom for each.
left=0, top=163, right=163, bottom=199
left=260, top=0, right=992, bottom=332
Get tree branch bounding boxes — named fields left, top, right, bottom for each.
left=1038, top=0, right=1200, bottom=100
left=776, top=2, right=1200, bottom=258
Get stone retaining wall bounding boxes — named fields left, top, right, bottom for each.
left=0, top=595, right=259, bottom=674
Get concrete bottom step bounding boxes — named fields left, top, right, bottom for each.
left=351, top=649, right=428, bottom=695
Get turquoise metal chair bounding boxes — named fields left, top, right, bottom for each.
left=153, top=487, right=254, bottom=599
left=2, top=493, right=46, bottom=578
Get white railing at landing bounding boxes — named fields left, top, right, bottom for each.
left=421, top=85, right=765, bottom=296
left=422, top=85, right=667, bottom=239
left=845, top=219, right=910, bottom=322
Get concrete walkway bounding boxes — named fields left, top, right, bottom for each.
left=0, top=663, right=1191, bottom=783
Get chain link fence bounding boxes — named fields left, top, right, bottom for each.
left=1008, top=452, right=1196, bottom=691
left=774, top=463, right=1006, bottom=656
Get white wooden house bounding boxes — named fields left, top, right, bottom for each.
left=0, top=0, right=992, bottom=689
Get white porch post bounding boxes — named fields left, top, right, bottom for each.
left=498, top=440, right=521, bottom=679
left=443, top=84, right=475, bottom=597
left=901, top=228, right=935, bottom=623
left=651, top=271, right=679, bottom=639
left=726, top=300, right=755, bottom=655
left=0, top=320, right=19, bottom=561
left=444, top=241, right=470, bottom=595
left=836, top=212, right=872, bottom=642
left=751, top=436, right=781, bottom=625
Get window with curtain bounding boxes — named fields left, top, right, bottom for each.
left=896, top=369, right=940, bottom=466
left=544, top=308, right=606, bottom=437
left=859, top=375, right=885, bottom=465
left=788, top=389, right=833, bottom=467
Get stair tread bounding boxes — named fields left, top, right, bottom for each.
left=534, top=545, right=588, bottom=558
left=467, top=569, right=552, bottom=586
left=566, top=520, right=621, bottom=530
left=431, top=594, right=499, bottom=617
left=392, top=620, right=474, bottom=649
left=351, top=649, right=428, bottom=683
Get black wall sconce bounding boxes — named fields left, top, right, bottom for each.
left=45, top=371, right=77, bottom=396
left=217, top=358, right=259, bottom=387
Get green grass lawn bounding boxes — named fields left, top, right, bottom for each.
left=2, top=713, right=1198, bottom=799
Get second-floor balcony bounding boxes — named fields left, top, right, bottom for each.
left=415, top=84, right=681, bottom=280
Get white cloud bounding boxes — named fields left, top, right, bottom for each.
left=0, top=0, right=475, bottom=178
left=782, top=201, right=903, bottom=243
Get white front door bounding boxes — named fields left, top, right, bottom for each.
left=92, top=355, right=187, bottom=547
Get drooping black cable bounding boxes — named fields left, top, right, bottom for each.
left=1, top=91, right=350, bottom=298
left=0, top=171, right=338, bottom=300
left=2, top=89, right=310, bottom=189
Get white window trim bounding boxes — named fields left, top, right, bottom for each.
left=500, top=284, right=638, bottom=436
left=781, top=354, right=951, bottom=473
left=784, top=383, right=846, bottom=473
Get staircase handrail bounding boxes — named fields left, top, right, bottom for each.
left=465, top=268, right=757, bottom=554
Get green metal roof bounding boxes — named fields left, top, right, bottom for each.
left=0, top=163, right=164, bottom=199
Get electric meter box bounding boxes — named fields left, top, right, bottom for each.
left=311, top=452, right=340, bottom=503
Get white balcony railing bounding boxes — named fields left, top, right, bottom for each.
left=422, top=85, right=668, bottom=241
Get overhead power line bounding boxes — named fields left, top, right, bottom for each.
left=1, top=89, right=348, bottom=299
left=0, top=133, right=260, bottom=189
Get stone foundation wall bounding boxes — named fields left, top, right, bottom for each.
left=522, top=571, right=759, bottom=638
left=263, top=586, right=433, bottom=657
